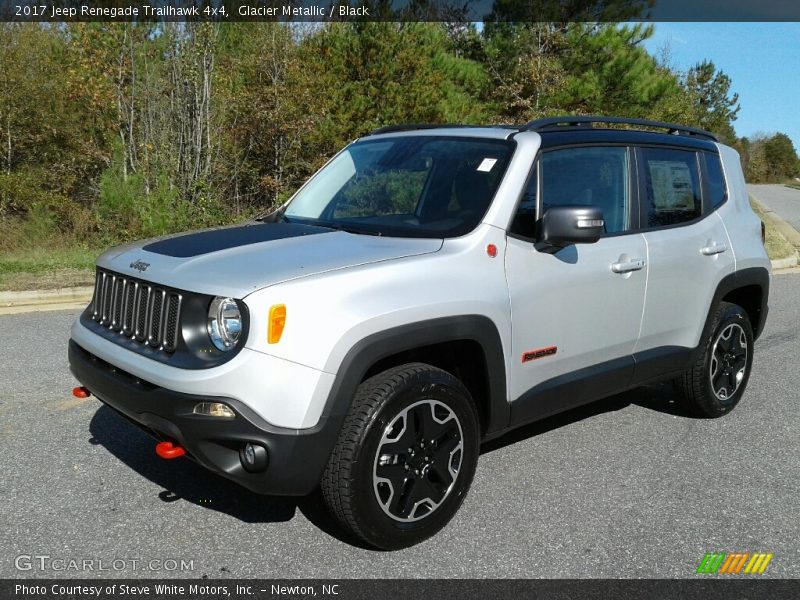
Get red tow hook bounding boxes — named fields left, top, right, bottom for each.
left=72, top=386, right=91, bottom=398
left=155, top=441, right=186, bottom=460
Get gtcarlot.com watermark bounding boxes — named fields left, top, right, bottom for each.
left=15, top=554, right=194, bottom=572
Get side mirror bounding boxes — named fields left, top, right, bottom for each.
left=537, top=206, right=604, bottom=252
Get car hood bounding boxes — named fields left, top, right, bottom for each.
left=96, top=222, right=443, bottom=298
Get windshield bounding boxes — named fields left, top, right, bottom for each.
left=283, top=136, right=514, bottom=238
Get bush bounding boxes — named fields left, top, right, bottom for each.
left=96, top=164, right=229, bottom=246
left=0, top=168, right=94, bottom=252
left=0, top=169, right=53, bottom=219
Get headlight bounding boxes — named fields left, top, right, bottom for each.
left=207, top=297, right=242, bottom=351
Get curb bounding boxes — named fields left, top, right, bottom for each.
left=771, top=255, right=798, bottom=270
left=0, top=286, right=94, bottom=309
left=750, top=195, right=800, bottom=271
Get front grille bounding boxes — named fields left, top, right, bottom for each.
left=91, top=269, right=182, bottom=353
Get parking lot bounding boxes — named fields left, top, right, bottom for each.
left=1, top=273, right=798, bottom=578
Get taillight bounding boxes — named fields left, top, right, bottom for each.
left=761, top=221, right=766, bottom=245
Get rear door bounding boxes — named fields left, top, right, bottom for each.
left=632, top=146, right=736, bottom=379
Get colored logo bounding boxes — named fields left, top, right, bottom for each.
left=696, top=552, right=773, bottom=574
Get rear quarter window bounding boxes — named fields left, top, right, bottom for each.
left=704, top=153, right=728, bottom=210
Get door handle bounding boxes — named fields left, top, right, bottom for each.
left=701, top=242, right=728, bottom=256
left=611, top=258, right=646, bottom=273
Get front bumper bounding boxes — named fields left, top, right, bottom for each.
left=69, top=340, right=340, bottom=495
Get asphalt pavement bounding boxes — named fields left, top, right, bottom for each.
left=1, top=274, right=798, bottom=579
left=749, top=184, right=800, bottom=231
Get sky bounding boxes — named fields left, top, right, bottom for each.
left=642, top=23, right=800, bottom=149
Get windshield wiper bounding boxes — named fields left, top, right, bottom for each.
left=324, top=223, right=382, bottom=236
left=258, top=212, right=381, bottom=236
left=257, top=208, right=291, bottom=223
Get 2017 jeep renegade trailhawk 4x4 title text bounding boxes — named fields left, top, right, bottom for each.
left=70, top=116, right=770, bottom=549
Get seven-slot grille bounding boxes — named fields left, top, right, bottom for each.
left=91, top=269, right=182, bottom=353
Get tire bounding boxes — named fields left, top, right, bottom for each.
left=320, top=363, right=480, bottom=550
left=676, top=302, right=754, bottom=418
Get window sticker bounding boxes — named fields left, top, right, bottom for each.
left=477, top=158, right=498, bottom=172
left=648, top=160, right=694, bottom=209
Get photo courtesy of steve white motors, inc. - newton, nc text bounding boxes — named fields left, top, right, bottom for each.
left=1, top=0, right=800, bottom=599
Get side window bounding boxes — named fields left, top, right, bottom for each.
left=704, top=153, right=728, bottom=210
left=540, top=146, right=630, bottom=234
left=641, top=148, right=702, bottom=227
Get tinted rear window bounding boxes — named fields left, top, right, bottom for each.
left=705, top=154, right=728, bottom=210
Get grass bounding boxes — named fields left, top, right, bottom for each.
left=750, top=200, right=796, bottom=261
left=0, top=245, right=99, bottom=291
left=785, top=184, right=800, bottom=191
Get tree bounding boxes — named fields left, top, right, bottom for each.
left=762, top=133, right=799, bottom=181
left=0, top=24, right=101, bottom=240
left=683, top=61, right=739, bottom=143
left=218, top=23, right=322, bottom=208
left=0, top=19, right=756, bottom=254
left=305, top=23, right=490, bottom=146
left=742, top=133, right=799, bottom=183
left=480, top=22, right=569, bottom=122
left=479, top=23, right=688, bottom=123
left=554, top=24, right=679, bottom=118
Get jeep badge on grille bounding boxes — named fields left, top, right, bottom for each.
left=129, top=259, right=150, bottom=272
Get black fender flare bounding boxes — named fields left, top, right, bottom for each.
left=698, top=266, right=770, bottom=352
left=320, top=315, right=509, bottom=437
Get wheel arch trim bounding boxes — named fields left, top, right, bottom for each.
left=321, top=315, right=509, bottom=437
left=702, top=266, right=770, bottom=347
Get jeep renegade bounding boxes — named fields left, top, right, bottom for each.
left=69, top=116, right=770, bottom=549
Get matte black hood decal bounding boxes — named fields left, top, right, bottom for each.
left=142, top=222, right=333, bottom=258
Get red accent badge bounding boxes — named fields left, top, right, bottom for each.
left=522, top=346, right=558, bottom=363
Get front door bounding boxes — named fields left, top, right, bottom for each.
left=505, top=145, right=647, bottom=422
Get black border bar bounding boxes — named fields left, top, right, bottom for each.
left=2, top=0, right=800, bottom=22
left=3, top=579, right=800, bottom=600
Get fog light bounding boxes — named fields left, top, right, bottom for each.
left=239, top=442, right=268, bottom=473
left=193, top=402, right=235, bottom=419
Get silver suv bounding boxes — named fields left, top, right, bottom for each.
left=69, top=116, right=770, bottom=549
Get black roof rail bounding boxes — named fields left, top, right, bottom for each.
left=368, top=123, right=518, bottom=136
left=370, top=124, right=453, bottom=135
left=520, top=115, right=718, bottom=142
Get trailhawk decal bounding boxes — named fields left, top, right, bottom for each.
left=522, top=346, right=558, bottom=363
